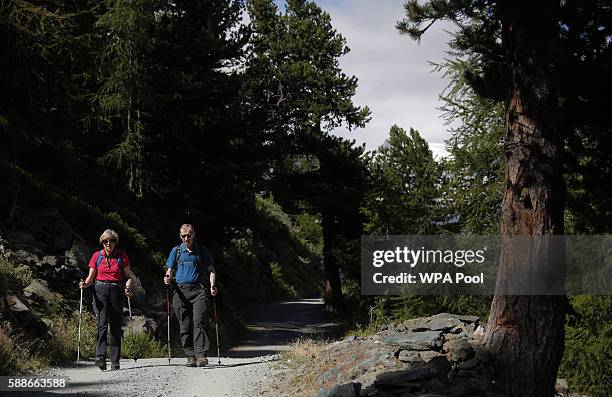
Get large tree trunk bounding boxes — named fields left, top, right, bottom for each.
left=483, top=2, right=566, bottom=396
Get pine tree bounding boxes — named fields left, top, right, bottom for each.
left=245, top=0, right=370, bottom=307
left=363, top=125, right=440, bottom=235
left=93, top=0, right=160, bottom=197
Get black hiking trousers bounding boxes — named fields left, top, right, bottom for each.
left=173, top=283, right=210, bottom=357
left=93, top=281, right=124, bottom=363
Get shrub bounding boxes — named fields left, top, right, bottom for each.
left=270, top=261, right=297, bottom=299
left=122, top=331, right=166, bottom=359
left=559, top=295, right=612, bottom=397
left=47, top=312, right=97, bottom=364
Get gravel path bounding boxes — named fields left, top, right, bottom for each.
left=1, top=299, right=340, bottom=397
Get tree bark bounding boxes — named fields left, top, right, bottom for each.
left=483, top=1, right=567, bottom=396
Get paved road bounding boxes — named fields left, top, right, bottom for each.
left=1, top=299, right=340, bottom=397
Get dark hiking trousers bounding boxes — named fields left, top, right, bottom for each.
left=173, top=283, right=210, bottom=357
left=93, top=281, right=124, bottom=363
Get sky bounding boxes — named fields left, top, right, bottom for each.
left=273, top=0, right=456, bottom=158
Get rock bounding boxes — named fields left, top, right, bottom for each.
left=357, top=356, right=379, bottom=371
left=315, top=382, right=361, bottom=397
left=64, top=238, right=96, bottom=270
left=6, top=294, right=29, bottom=312
left=5, top=294, right=48, bottom=337
left=375, top=368, right=433, bottom=385
left=381, top=359, right=397, bottom=368
left=12, top=250, right=40, bottom=266
left=470, top=342, right=490, bottom=364
left=443, top=338, right=474, bottom=362
left=384, top=331, right=443, bottom=350
left=123, top=315, right=157, bottom=335
left=423, top=314, right=464, bottom=332
left=457, top=357, right=479, bottom=370
left=397, top=350, right=423, bottom=364
left=317, top=367, right=341, bottom=385
left=424, top=356, right=452, bottom=379
left=24, top=279, right=61, bottom=304
left=425, top=377, right=447, bottom=392
left=449, top=323, right=475, bottom=338
left=447, top=383, right=466, bottom=397
left=41, top=255, right=58, bottom=267
left=473, top=325, right=485, bottom=339
left=399, top=317, right=429, bottom=332
left=418, top=350, right=446, bottom=363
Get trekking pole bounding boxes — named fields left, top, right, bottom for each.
left=127, top=295, right=137, bottom=362
left=213, top=297, right=221, bottom=366
left=166, top=284, right=171, bottom=366
left=76, top=281, right=83, bottom=366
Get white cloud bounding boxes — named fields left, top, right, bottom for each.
left=314, top=0, right=456, bottom=153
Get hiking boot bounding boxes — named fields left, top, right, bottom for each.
left=95, top=356, right=106, bottom=371
left=196, top=354, right=208, bottom=367
left=110, top=362, right=120, bottom=370
left=186, top=356, right=196, bottom=367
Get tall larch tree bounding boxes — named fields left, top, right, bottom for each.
left=398, top=1, right=568, bottom=395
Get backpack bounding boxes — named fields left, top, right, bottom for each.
left=95, top=249, right=123, bottom=272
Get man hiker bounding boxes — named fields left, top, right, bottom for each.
left=164, top=224, right=217, bottom=367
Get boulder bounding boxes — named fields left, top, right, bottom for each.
left=384, top=331, right=443, bottom=350
left=423, top=314, right=464, bottom=332
left=443, top=338, right=474, bottom=362
left=64, top=237, right=96, bottom=269
left=23, top=279, right=63, bottom=312
left=375, top=367, right=433, bottom=385
left=123, top=315, right=157, bottom=336
left=5, top=294, right=48, bottom=337
left=397, top=349, right=423, bottom=364
left=315, top=382, right=361, bottom=397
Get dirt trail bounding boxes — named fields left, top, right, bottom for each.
left=1, top=299, right=340, bottom=397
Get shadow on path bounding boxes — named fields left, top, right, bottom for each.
left=229, top=298, right=342, bottom=359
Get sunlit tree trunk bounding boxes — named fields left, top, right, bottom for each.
left=484, top=2, right=566, bottom=396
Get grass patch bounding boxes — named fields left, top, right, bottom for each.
left=0, top=256, right=32, bottom=291
left=0, top=323, right=49, bottom=375
left=267, top=337, right=342, bottom=396
left=278, top=337, right=326, bottom=370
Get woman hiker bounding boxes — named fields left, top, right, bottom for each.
left=80, top=229, right=132, bottom=370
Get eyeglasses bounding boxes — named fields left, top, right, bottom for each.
left=102, top=239, right=117, bottom=245
left=180, top=234, right=192, bottom=239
